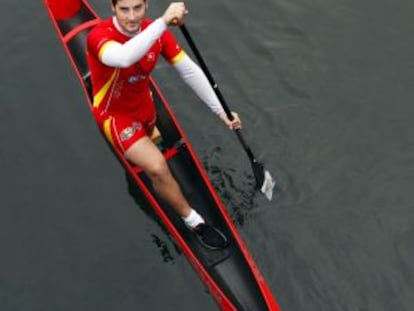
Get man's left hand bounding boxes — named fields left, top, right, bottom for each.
left=219, top=111, right=242, bottom=130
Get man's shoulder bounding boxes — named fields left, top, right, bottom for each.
left=88, top=18, right=115, bottom=37
left=86, top=18, right=117, bottom=54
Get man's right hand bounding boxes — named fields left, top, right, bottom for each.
left=162, top=2, right=188, bottom=26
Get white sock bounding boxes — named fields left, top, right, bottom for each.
left=182, top=209, right=204, bottom=229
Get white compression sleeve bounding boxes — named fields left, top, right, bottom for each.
left=101, top=18, right=167, bottom=68
left=173, top=54, right=225, bottom=116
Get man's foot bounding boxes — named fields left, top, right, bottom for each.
left=193, top=223, right=229, bottom=250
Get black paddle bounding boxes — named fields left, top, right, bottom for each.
left=179, top=24, right=275, bottom=200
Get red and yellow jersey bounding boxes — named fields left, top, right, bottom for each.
left=86, top=18, right=184, bottom=117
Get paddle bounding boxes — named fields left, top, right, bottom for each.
left=179, top=24, right=275, bottom=200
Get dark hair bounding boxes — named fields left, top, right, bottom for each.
left=112, top=0, right=146, bottom=5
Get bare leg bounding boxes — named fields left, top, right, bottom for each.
left=124, top=136, right=228, bottom=250
left=125, top=136, right=192, bottom=218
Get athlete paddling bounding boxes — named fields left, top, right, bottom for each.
left=86, top=0, right=241, bottom=250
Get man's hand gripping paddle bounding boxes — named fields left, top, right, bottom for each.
left=180, top=24, right=275, bottom=200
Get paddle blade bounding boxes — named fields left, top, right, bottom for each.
left=252, top=160, right=275, bottom=201
left=261, top=170, right=276, bottom=201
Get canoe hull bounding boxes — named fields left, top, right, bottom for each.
left=44, top=1, right=281, bottom=310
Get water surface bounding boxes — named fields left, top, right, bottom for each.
left=1, top=0, right=413, bottom=310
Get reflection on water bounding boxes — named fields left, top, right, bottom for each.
left=202, top=146, right=257, bottom=226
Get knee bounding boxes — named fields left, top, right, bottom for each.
left=146, top=159, right=170, bottom=182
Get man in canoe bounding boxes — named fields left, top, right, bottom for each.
left=86, top=0, right=241, bottom=250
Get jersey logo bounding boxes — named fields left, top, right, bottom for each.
left=128, top=74, right=147, bottom=84
left=120, top=122, right=142, bottom=141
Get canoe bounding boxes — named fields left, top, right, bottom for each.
left=44, top=1, right=281, bottom=310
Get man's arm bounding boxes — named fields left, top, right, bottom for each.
left=173, top=54, right=225, bottom=115
left=173, top=54, right=242, bottom=129
left=100, top=2, right=188, bottom=68
left=100, top=18, right=167, bottom=68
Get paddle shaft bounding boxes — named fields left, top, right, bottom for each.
left=179, top=24, right=256, bottom=163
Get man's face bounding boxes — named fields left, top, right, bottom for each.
left=112, top=0, right=147, bottom=33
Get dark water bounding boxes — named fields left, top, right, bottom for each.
left=1, top=0, right=414, bottom=310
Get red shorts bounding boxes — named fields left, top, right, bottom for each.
left=94, top=110, right=156, bottom=153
